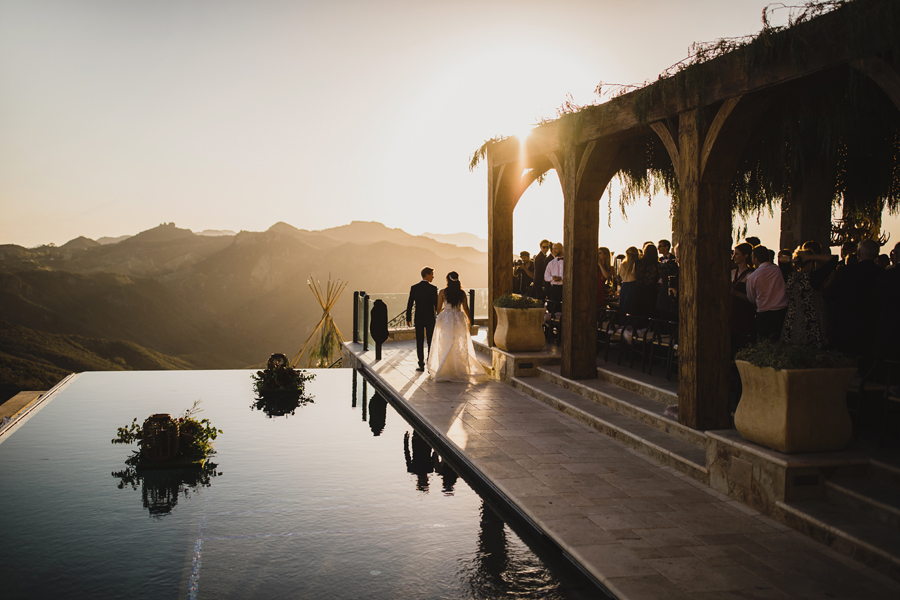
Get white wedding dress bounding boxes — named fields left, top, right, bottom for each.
left=426, top=302, right=488, bottom=383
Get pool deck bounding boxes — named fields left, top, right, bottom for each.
left=345, top=339, right=900, bottom=600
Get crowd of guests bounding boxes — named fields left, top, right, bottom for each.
left=511, top=235, right=900, bottom=365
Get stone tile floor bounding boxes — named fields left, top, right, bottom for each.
left=347, top=340, right=900, bottom=599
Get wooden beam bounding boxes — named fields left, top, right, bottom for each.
left=488, top=3, right=896, bottom=168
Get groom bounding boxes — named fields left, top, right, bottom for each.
left=406, top=266, right=438, bottom=371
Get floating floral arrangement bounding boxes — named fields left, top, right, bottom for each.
left=112, top=400, right=222, bottom=467
left=251, top=353, right=316, bottom=395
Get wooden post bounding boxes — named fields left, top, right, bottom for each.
left=559, top=143, right=599, bottom=379
left=487, top=161, right=515, bottom=347
left=780, top=162, right=835, bottom=251
left=675, top=110, right=733, bottom=431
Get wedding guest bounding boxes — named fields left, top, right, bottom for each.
left=745, top=236, right=761, bottom=247
left=532, top=239, right=551, bottom=300
left=889, top=241, right=900, bottom=270
left=839, top=241, right=858, bottom=269
left=618, top=247, right=639, bottom=314
left=730, top=243, right=756, bottom=354
left=656, top=239, right=678, bottom=322
left=823, top=239, right=882, bottom=359
left=777, top=249, right=793, bottom=282
left=544, top=243, right=564, bottom=314
left=515, top=251, right=534, bottom=294
left=598, top=247, right=613, bottom=311
left=745, top=245, right=788, bottom=341
left=781, top=242, right=838, bottom=349
left=634, top=242, right=660, bottom=317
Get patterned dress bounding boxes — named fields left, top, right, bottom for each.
left=780, top=257, right=838, bottom=348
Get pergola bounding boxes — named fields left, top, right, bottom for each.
left=484, top=0, right=900, bottom=431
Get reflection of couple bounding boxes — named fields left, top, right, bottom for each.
left=406, top=266, right=488, bottom=382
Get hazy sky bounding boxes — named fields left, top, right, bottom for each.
left=2, top=0, right=898, bottom=252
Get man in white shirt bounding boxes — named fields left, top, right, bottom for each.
left=745, top=245, right=788, bottom=341
left=544, top=243, right=564, bottom=314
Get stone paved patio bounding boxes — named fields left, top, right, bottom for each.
left=345, top=340, right=900, bottom=599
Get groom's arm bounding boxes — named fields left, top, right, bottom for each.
left=406, top=286, right=415, bottom=327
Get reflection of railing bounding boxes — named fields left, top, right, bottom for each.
left=353, top=289, right=487, bottom=347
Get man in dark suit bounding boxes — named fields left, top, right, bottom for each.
left=532, top=239, right=551, bottom=301
left=823, top=239, right=883, bottom=361
left=406, top=266, right=438, bottom=371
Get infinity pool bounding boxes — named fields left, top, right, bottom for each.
left=0, top=369, right=600, bottom=599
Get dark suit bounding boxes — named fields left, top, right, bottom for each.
left=406, top=279, right=438, bottom=368
left=823, top=259, right=882, bottom=359
left=532, top=251, right=549, bottom=300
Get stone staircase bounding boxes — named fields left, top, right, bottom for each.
left=777, top=458, right=900, bottom=578
left=510, top=363, right=709, bottom=484
left=505, top=358, right=900, bottom=579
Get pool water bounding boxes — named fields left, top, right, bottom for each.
left=0, top=369, right=599, bottom=599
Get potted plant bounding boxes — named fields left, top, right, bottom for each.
left=734, top=340, right=857, bottom=453
left=492, top=293, right=546, bottom=352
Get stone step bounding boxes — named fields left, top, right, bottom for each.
left=594, top=362, right=679, bottom=406
left=538, top=366, right=705, bottom=448
left=825, top=460, right=900, bottom=531
left=777, top=497, right=900, bottom=580
left=511, top=375, right=709, bottom=484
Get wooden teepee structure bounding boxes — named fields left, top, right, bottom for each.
left=291, top=276, right=348, bottom=368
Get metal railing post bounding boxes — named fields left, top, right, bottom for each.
left=362, top=294, right=370, bottom=351
left=352, top=291, right=360, bottom=343
left=468, top=289, right=475, bottom=321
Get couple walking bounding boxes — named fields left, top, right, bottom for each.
left=406, top=267, right=488, bottom=382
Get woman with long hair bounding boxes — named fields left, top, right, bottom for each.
left=730, top=242, right=756, bottom=355
left=633, top=242, right=660, bottom=317
left=618, top=246, right=639, bottom=314
left=426, top=272, right=488, bottom=382
left=598, top=247, right=613, bottom=310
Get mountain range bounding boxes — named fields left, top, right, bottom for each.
left=0, top=221, right=487, bottom=402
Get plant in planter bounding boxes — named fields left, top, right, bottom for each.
left=734, top=339, right=857, bottom=453
left=251, top=353, right=316, bottom=396
left=492, top=293, right=546, bottom=352
left=112, top=400, right=222, bottom=467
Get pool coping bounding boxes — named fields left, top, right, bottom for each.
left=0, top=373, right=78, bottom=443
left=356, top=361, right=614, bottom=599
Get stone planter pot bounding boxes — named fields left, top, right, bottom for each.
left=734, top=361, right=856, bottom=454
left=493, top=307, right=546, bottom=352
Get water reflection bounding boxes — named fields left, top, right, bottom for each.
left=402, top=430, right=459, bottom=495
left=251, top=390, right=314, bottom=418
left=111, top=456, right=219, bottom=517
left=368, top=391, right=387, bottom=436
left=459, top=500, right=583, bottom=599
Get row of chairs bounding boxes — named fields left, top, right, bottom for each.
left=598, top=309, right=679, bottom=381
left=541, top=308, right=678, bottom=381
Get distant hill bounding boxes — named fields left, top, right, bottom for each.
left=0, top=320, right=192, bottom=401
left=0, top=220, right=487, bottom=401
left=96, top=235, right=133, bottom=245
left=61, top=236, right=100, bottom=250
left=196, top=229, right=237, bottom=237
left=422, top=231, right=488, bottom=252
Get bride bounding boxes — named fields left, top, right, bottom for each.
left=426, top=272, right=488, bottom=383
